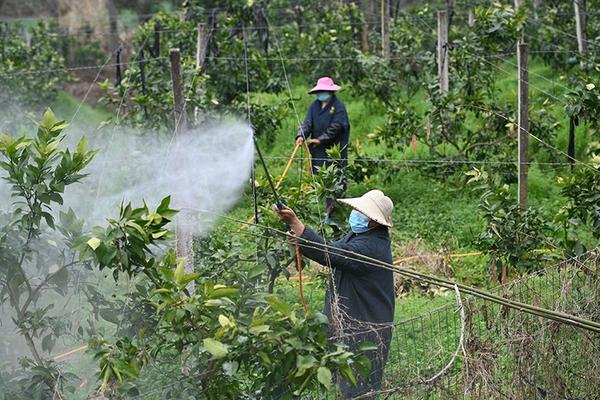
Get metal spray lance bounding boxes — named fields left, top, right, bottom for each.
left=252, top=134, right=308, bottom=312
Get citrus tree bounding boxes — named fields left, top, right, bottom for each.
left=0, top=109, right=95, bottom=399
left=0, top=22, right=67, bottom=128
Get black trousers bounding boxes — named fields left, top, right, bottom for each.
left=337, top=324, right=393, bottom=399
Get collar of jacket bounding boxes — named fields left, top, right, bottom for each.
left=346, top=225, right=389, bottom=239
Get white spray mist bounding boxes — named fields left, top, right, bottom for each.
left=63, top=119, right=254, bottom=233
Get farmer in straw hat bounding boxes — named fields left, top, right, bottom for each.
left=276, top=190, right=394, bottom=399
left=296, top=76, right=350, bottom=221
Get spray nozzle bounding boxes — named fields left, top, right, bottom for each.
left=276, top=202, right=285, bottom=210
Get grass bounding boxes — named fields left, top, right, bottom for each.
left=51, top=91, right=111, bottom=126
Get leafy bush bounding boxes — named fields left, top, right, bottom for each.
left=555, top=161, right=600, bottom=256
left=0, top=22, right=67, bottom=126
left=100, top=10, right=283, bottom=130
left=84, top=197, right=369, bottom=398
left=0, top=109, right=95, bottom=399
left=467, top=168, right=552, bottom=282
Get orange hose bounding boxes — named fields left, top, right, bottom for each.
left=52, top=344, right=88, bottom=361
left=303, top=142, right=312, bottom=175
left=295, top=243, right=308, bottom=313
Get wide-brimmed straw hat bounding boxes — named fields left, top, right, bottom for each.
left=337, top=190, right=394, bottom=227
left=308, top=77, right=342, bottom=94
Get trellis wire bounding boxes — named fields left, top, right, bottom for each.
left=188, top=206, right=600, bottom=333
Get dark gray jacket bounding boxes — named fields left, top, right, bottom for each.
left=296, top=95, right=350, bottom=172
left=299, top=226, right=395, bottom=324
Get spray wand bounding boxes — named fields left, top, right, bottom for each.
left=253, top=135, right=308, bottom=312
left=253, top=136, right=284, bottom=210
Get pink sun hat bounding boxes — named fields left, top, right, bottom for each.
left=308, top=76, right=342, bottom=94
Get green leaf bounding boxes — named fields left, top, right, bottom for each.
left=203, top=338, right=228, bottom=358
left=180, top=272, right=200, bottom=287
left=257, top=351, right=272, bottom=366
left=41, top=335, right=56, bottom=353
left=247, top=263, right=267, bottom=279
left=355, top=355, right=372, bottom=377
left=266, top=295, right=292, bottom=317
left=42, top=108, right=58, bottom=128
left=317, top=366, right=332, bottom=389
left=125, top=221, right=147, bottom=238
left=357, top=341, right=378, bottom=352
left=249, top=325, right=270, bottom=334
left=99, top=308, right=119, bottom=324
left=339, top=365, right=357, bottom=386
left=87, top=237, right=101, bottom=250
left=174, top=258, right=185, bottom=285
left=209, top=287, right=240, bottom=299
left=76, top=136, right=88, bottom=154
left=42, top=212, right=55, bottom=229
left=218, top=315, right=232, bottom=327
left=151, top=230, right=168, bottom=239
left=0, top=132, right=15, bottom=151
left=296, top=354, right=317, bottom=371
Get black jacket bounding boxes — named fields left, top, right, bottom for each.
left=297, top=95, right=350, bottom=172
left=298, top=227, right=395, bottom=324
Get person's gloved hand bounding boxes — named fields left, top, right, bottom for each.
left=274, top=205, right=305, bottom=236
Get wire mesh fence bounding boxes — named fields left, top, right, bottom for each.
left=381, top=251, right=600, bottom=399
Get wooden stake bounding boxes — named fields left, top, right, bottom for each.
left=517, top=42, right=529, bottom=209
left=169, top=48, right=187, bottom=133
left=437, top=10, right=449, bottom=94
left=574, top=0, right=588, bottom=54
left=170, top=48, right=194, bottom=292
left=381, top=0, right=390, bottom=62
left=194, top=23, right=208, bottom=125
left=360, top=0, right=369, bottom=52
left=196, top=23, right=208, bottom=70
left=533, top=0, right=540, bottom=20
left=468, top=10, right=474, bottom=27
left=139, top=49, right=149, bottom=120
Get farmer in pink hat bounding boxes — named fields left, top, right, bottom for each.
left=296, top=76, right=350, bottom=221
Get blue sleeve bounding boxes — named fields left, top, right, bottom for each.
left=297, top=106, right=313, bottom=139
left=298, top=228, right=373, bottom=275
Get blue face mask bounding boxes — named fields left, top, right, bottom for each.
left=349, top=210, right=370, bottom=234
left=316, top=92, right=330, bottom=102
